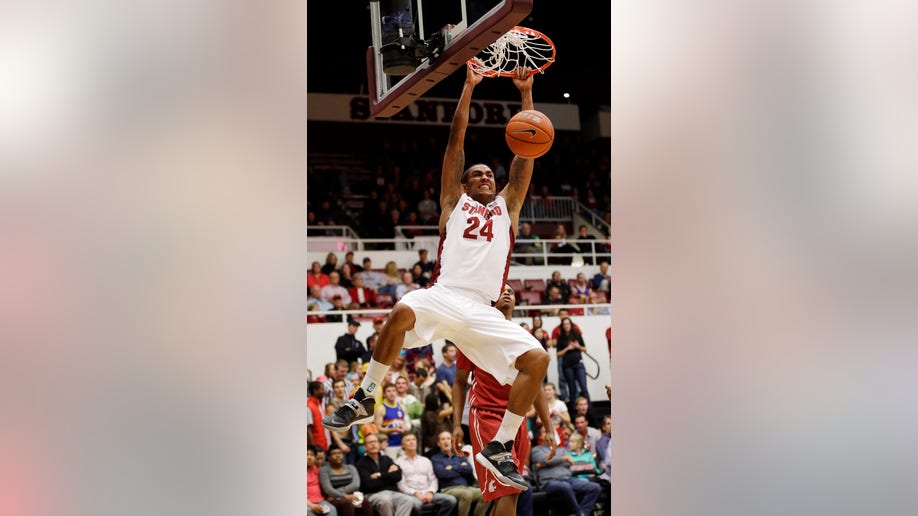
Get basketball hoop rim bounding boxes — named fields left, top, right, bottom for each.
left=467, top=26, right=556, bottom=78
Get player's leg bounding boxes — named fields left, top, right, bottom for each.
left=477, top=348, right=548, bottom=490
left=459, top=316, right=547, bottom=491
left=490, top=494, right=519, bottom=516
left=323, top=303, right=416, bottom=431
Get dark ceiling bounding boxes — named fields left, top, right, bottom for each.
left=306, top=1, right=611, bottom=112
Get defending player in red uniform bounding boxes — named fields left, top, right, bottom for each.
left=453, top=284, right=557, bottom=516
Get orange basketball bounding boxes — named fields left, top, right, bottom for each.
left=505, top=109, right=554, bottom=159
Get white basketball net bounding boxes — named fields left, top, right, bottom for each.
left=467, top=26, right=556, bottom=78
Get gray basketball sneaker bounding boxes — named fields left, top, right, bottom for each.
left=475, top=440, right=528, bottom=491
left=322, top=388, right=376, bottom=431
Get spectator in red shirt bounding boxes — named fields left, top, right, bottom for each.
left=308, top=261, right=330, bottom=290
left=549, top=308, right=583, bottom=345
left=307, top=381, right=329, bottom=451
left=348, top=274, right=378, bottom=308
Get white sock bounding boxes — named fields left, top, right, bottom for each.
left=360, top=359, right=390, bottom=395
left=492, top=411, right=525, bottom=444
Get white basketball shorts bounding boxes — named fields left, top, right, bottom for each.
left=397, top=283, right=542, bottom=386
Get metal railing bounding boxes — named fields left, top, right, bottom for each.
left=306, top=302, right=611, bottom=322
left=519, top=196, right=576, bottom=221
left=575, top=200, right=611, bottom=235
left=306, top=234, right=611, bottom=265
left=512, top=238, right=611, bottom=266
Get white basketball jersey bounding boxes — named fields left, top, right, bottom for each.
left=434, top=193, right=513, bottom=302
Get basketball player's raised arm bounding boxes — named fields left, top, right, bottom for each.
left=440, top=65, right=484, bottom=216
left=501, top=66, right=536, bottom=226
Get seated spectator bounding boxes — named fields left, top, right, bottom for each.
left=308, top=446, right=338, bottom=516
left=324, top=360, right=351, bottom=405
left=549, top=224, right=580, bottom=264
left=348, top=274, right=378, bottom=308
left=413, top=249, right=436, bottom=282
left=395, top=433, right=458, bottom=516
left=326, top=380, right=357, bottom=463
left=408, top=359, right=436, bottom=403
left=308, top=285, right=333, bottom=312
left=514, top=221, right=543, bottom=265
left=542, top=383, right=571, bottom=435
left=421, top=391, right=452, bottom=455
left=410, top=263, right=430, bottom=288
left=595, top=415, right=611, bottom=468
left=404, top=345, right=434, bottom=381
left=326, top=295, right=347, bottom=323
left=355, top=433, right=415, bottom=516
left=531, top=427, right=602, bottom=516
left=575, top=224, right=597, bottom=264
left=417, top=189, right=439, bottom=224
left=375, top=382, right=411, bottom=460
left=573, top=414, right=602, bottom=457
left=320, top=446, right=373, bottom=516
left=395, top=271, right=420, bottom=301
left=343, top=251, right=364, bottom=273
left=358, top=258, right=387, bottom=291
left=308, top=261, right=330, bottom=290
left=307, top=302, right=327, bottom=324
left=566, top=434, right=601, bottom=478
left=546, top=271, right=573, bottom=300
left=321, top=252, right=340, bottom=275
left=394, top=376, right=423, bottom=431
left=570, top=272, right=592, bottom=303
left=592, top=260, right=611, bottom=293
left=386, top=353, right=410, bottom=385
left=338, top=262, right=357, bottom=289
left=532, top=327, right=549, bottom=350
left=430, top=431, right=490, bottom=516
left=573, top=396, right=600, bottom=428
left=542, top=285, right=566, bottom=309
left=378, top=261, right=401, bottom=296
left=530, top=314, right=546, bottom=337
left=402, top=211, right=425, bottom=237
left=321, top=271, right=352, bottom=305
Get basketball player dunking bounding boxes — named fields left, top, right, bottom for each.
left=324, top=63, right=550, bottom=491
left=453, top=284, right=557, bottom=516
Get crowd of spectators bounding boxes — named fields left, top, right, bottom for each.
left=307, top=252, right=612, bottom=323
left=307, top=130, right=610, bottom=245
left=308, top=317, right=612, bottom=515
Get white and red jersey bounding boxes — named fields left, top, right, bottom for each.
left=434, top=193, right=514, bottom=303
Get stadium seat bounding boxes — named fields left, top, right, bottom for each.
left=524, top=279, right=546, bottom=293
left=508, top=279, right=525, bottom=299
left=375, top=293, right=394, bottom=308
left=519, top=291, right=543, bottom=307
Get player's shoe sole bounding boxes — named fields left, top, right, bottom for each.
left=322, top=390, right=376, bottom=432
left=475, top=440, right=528, bottom=491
